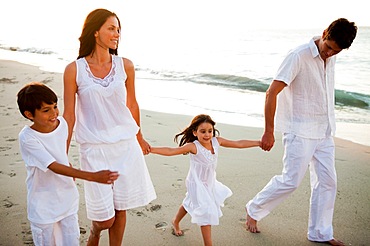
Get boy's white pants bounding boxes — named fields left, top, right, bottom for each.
left=246, top=133, right=337, bottom=242
left=30, top=213, right=79, bottom=246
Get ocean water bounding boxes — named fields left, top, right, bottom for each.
left=0, top=10, right=369, bottom=146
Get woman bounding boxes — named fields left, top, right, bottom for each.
left=63, top=8, right=156, bottom=246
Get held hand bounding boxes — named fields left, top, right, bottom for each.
left=261, top=132, right=275, bottom=151
left=137, top=135, right=151, bottom=155
left=94, top=170, right=119, bottom=184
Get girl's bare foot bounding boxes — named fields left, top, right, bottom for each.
left=246, top=212, right=260, bottom=233
left=171, top=220, right=184, bottom=236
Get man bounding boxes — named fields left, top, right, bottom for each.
left=245, top=18, right=357, bottom=246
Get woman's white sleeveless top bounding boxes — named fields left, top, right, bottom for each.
left=74, top=55, right=139, bottom=144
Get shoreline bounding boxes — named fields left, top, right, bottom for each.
left=0, top=51, right=369, bottom=147
left=1, top=60, right=369, bottom=245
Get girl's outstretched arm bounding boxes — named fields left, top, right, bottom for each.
left=151, top=142, right=196, bottom=156
left=217, top=137, right=261, bottom=149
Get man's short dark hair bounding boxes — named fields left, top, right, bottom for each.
left=325, top=18, right=357, bottom=49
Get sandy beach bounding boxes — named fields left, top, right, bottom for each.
left=0, top=59, right=369, bottom=245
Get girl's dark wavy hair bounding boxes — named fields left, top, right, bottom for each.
left=78, top=8, right=120, bottom=59
left=174, top=114, right=220, bottom=146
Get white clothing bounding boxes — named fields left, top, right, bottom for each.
left=18, top=116, right=79, bottom=224
left=75, top=55, right=139, bottom=144
left=246, top=36, right=338, bottom=242
left=183, top=137, right=232, bottom=226
left=275, top=36, right=336, bottom=139
left=30, top=213, right=79, bottom=246
left=80, top=138, right=157, bottom=221
left=246, top=134, right=336, bottom=241
left=75, top=55, right=156, bottom=220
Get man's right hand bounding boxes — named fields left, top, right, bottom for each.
left=261, top=131, right=275, bottom=151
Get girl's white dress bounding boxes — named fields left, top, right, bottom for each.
left=183, top=137, right=233, bottom=226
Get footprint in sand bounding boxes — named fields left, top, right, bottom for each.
left=128, top=204, right=162, bottom=217
left=136, top=211, right=146, bottom=217
left=3, top=198, right=16, bottom=208
left=5, top=138, right=17, bottom=142
left=41, top=77, right=53, bottom=84
left=172, top=178, right=183, bottom=189
left=155, top=221, right=190, bottom=235
left=0, top=146, right=11, bottom=152
left=150, top=204, right=161, bottom=212
left=128, top=209, right=147, bottom=217
left=0, top=171, right=16, bottom=177
left=80, top=227, right=87, bottom=235
left=155, top=221, right=168, bottom=230
left=0, top=77, right=16, bottom=84
left=21, top=222, right=33, bottom=245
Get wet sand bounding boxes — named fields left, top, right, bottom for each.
left=0, top=60, right=369, bottom=245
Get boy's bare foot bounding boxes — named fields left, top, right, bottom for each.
left=327, top=238, right=345, bottom=246
left=246, top=211, right=260, bottom=233
left=171, top=220, right=184, bottom=237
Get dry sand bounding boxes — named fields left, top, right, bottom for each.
left=0, top=60, right=369, bottom=245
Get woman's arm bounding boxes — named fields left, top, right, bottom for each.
left=151, top=143, right=196, bottom=156
left=123, top=58, right=150, bottom=154
left=48, top=162, right=119, bottom=184
left=63, top=62, right=78, bottom=152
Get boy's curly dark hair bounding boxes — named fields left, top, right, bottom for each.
left=17, top=82, right=57, bottom=121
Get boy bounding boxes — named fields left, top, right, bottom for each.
left=17, top=82, right=119, bottom=246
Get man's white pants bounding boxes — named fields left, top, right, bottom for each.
left=246, top=133, right=337, bottom=242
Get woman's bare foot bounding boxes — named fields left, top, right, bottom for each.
left=171, top=220, right=184, bottom=236
left=327, top=238, right=345, bottom=246
left=246, top=211, right=260, bottom=233
left=86, top=229, right=101, bottom=246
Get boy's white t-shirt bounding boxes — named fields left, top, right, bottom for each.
left=18, top=116, right=79, bottom=224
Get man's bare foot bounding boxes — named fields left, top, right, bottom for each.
left=171, top=220, right=184, bottom=237
left=327, top=238, right=345, bottom=246
left=309, top=238, right=345, bottom=246
left=246, top=211, right=260, bottom=233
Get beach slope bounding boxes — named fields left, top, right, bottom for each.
left=0, top=60, right=369, bottom=245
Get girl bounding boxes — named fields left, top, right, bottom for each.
left=150, top=114, right=261, bottom=246
left=63, top=9, right=156, bottom=245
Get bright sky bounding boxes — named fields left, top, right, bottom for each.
left=3, top=0, right=368, bottom=26
left=0, top=0, right=368, bottom=51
